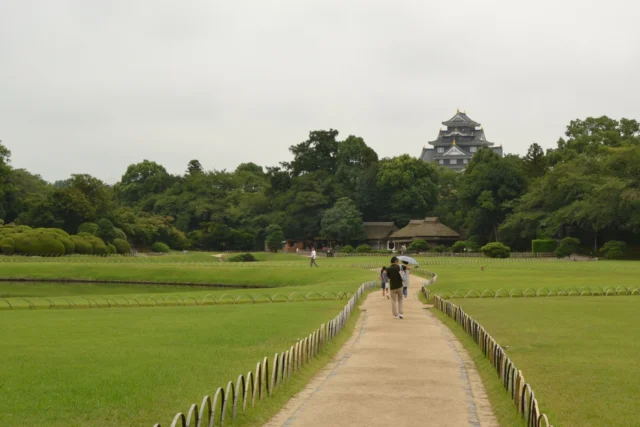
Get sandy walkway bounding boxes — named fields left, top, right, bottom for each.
left=264, top=276, right=498, bottom=427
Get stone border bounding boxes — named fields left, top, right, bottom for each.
left=152, top=281, right=378, bottom=427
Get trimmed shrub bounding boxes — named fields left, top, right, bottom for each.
left=227, top=253, right=257, bottom=262
left=356, top=244, right=372, bottom=253
left=59, top=237, right=75, bottom=254
left=112, top=238, right=131, bottom=255
left=89, top=237, right=108, bottom=256
left=600, top=240, right=627, bottom=260
left=433, top=245, right=447, bottom=253
left=107, top=243, right=117, bottom=255
left=481, top=242, right=511, bottom=258
left=532, top=239, right=557, bottom=253
left=555, top=237, right=580, bottom=258
left=1, top=237, right=15, bottom=255
left=77, top=222, right=99, bottom=235
left=451, top=241, right=467, bottom=253
left=341, top=245, right=354, bottom=253
left=71, top=236, right=93, bottom=254
left=151, top=242, right=170, bottom=253
left=408, top=239, right=429, bottom=252
left=14, top=234, right=66, bottom=256
left=114, top=228, right=127, bottom=241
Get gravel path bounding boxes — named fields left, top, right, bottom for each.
left=265, top=276, right=499, bottom=427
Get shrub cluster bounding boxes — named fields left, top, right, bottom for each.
left=151, top=242, right=171, bottom=253
left=0, top=224, right=132, bottom=256
left=532, top=239, right=557, bottom=253
left=481, top=242, right=511, bottom=258
left=355, top=244, right=372, bottom=253
left=408, top=239, right=429, bottom=252
left=555, top=237, right=580, bottom=258
left=341, top=245, right=354, bottom=253
left=227, top=253, right=257, bottom=262
left=600, top=240, right=627, bottom=260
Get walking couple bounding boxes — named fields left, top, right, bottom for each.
left=380, top=256, right=410, bottom=319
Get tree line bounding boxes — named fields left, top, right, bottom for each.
left=0, top=116, right=638, bottom=255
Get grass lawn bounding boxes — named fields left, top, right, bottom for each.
left=449, top=297, right=640, bottom=427
left=422, top=259, right=640, bottom=294
left=0, top=300, right=361, bottom=427
left=0, top=262, right=374, bottom=287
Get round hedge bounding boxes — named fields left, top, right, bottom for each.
left=14, top=234, right=66, bottom=256
left=0, top=237, right=15, bottom=255
left=114, top=228, right=127, bottom=240
left=113, top=238, right=131, bottom=254
left=151, top=242, right=170, bottom=253
left=78, top=222, right=99, bottom=235
left=107, top=243, right=117, bottom=255
left=71, top=236, right=93, bottom=254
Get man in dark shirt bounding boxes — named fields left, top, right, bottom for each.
left=386, top=256, right=404, bottom=319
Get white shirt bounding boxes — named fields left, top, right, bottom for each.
left=311, top=250, right=316, bottom=259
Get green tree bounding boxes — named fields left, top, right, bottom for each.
left=265, top=224, right=284, bottom=252
left=115, top=160, right=174, bottom=206
left=459, top=149, right=527, bottom=244
left=320, top=198, right=364, bottom=244
left=95, top=219, right=117, bottom=243
left=376, top=155, right=439, bottom=226
left=523, top=143, right=547, bottom=179
left=286, top=129, right=340, bottom=176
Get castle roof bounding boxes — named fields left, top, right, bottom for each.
left=442, top=111, right=480, bottom=128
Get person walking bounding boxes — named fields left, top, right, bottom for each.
left=380, top=267, right=390, bottom=299
left=310, top=246, right=319, bottom=267
left=401, top=261, right=411, bottom=300
left=386, top=257, right=404, bottom=319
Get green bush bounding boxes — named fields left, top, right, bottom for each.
left=433, top=245, right=447, bottom=253
left=481, top=242, right=511, bottom=258
left=1, top=237, right=15, bottom=255
left=341, top=245, right=354, bottom=253
left=107, top=243, right=117, bottom=255
left=59, top=237, right=75, bottom=254
left=89, top=237, right=108, bottom=256
left=71, top=236, right=93, bottom=254
left=14, top=234, right=66, bottom=256
left=112, top=238, right=131, bottom=255
left=356, top=244, right=372, bottom=253
left=600, top=240, right=627, bottom=260
left=451, top=241, right=467, bottom=253
left=227, top=253, right=257, bottom=262
left=151, top=242, right=170, bottom=253
left=114, top=228, right=127, bottom=241
left=408, top=239, right=429, bottom=252
left=532, top=239, right=557, bottom=253
left=77, top=222, right=99, bottom=235
left=555, top=237, right=580, bottom=258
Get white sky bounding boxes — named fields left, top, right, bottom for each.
left=1, top=0, right=639, bottom=183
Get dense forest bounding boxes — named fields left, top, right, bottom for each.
left=1, top=116, right=639, bottom=255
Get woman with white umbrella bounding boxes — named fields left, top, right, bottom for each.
left=397, top=256, right=418, bottom=300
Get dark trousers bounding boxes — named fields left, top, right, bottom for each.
left=310, top=258, right=318, bottom=267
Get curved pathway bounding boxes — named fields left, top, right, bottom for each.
left=265, top=276, right=498, bottom=427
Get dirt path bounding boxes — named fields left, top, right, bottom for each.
left=264, top=276, right=498, bottom=427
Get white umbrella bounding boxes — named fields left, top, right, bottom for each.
left=397, top=255, right=418, bottom=265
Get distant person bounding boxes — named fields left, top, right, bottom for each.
left=310, top=246, right=319, bottom=267
left=380, top=266, right=389, bottom=299
left=386, top=257, right=404, bottom=319
left=401, top=244, right=407, bottom=255
left=401, top=261, right=411, bottom=300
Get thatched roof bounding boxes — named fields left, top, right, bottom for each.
left=389, top=217, right=459, bottom=240
left=363, top=222, right=397, bottom=240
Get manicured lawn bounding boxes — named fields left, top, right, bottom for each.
left=0, top=280, right=368, bottom=309
left=0, top=301, right=358, bottom=427
left=0, top=262, right=374, bottom=287
left=449, top=297, right=640, bottom=427
left=422, top=259, right=640, bottom=294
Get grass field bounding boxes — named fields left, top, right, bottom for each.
left=4, top=252, right=640, bottom=426
left=0, top=301, right=361, bottom=426
left=451, top=297, right=640, bottom=427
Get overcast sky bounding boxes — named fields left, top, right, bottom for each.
left=1, top=0, right=638, bottom=183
